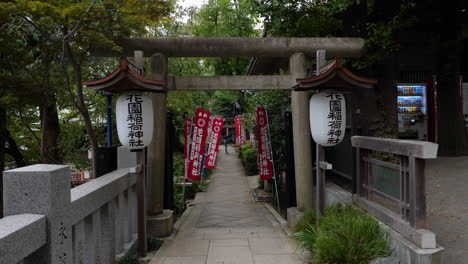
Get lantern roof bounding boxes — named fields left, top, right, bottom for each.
left=83, top=58, right=165, bottom=93
left=294, top=59, right=377, bottom=91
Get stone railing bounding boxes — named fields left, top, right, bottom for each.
left=0, top=149, right=139, bottom=264
left=351, top=136, right=438, bottom=249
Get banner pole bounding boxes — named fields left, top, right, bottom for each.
left=181, top=117, right=193, bottom=210
left=264, top=107, right=280, bottom=210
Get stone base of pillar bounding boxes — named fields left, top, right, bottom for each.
left=147, top=209, right=174, bottom=237
left=264, top=180, right=272, bottom=192
left=287, top=207, right=304, bottom=230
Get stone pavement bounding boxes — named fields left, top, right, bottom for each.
left=149, top=145, right=306, bottom=264
left=426, top=157, right=468, bottom=264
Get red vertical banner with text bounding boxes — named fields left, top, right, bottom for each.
left=240, top=116, right=246, bottom=146
left=188, top=108, right=210, bottom=180
left=206, top=117, right=224, bottom=169
left=256, top=107, right=273, bottom=180
left=235, top=116, right=240, bottom=146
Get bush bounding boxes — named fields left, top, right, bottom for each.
left=242, top=148, right=258, bottom=175
left=147, top=236, right=163, bottom=251
left=237, top=140, right=258, bottom=175
left=292, top=204, right=388, bottom=264
left=293, top=209, right=317, bottom=233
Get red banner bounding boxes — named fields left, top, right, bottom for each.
left=206, top=117, right=224, bottom=169
left=235, top=115, right=246, bottom=148
left=235, top=116, right=240, bottom=146
left=188, top=108, right=210, bottom=180
left=257, top=107, right=273, bottom=180
left=240, top=117, right=246, bottom=146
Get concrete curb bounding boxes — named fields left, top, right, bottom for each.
left=264, top=203, right=312, bottom=263
left=165, top=204, right=194, bottom=241
left=264, top=203, right=292, bottom=236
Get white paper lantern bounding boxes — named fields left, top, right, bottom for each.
left=309, top=91, right=346, bottom=147
left=116, top=92, right=153, bottom=150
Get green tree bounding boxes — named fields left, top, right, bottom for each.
left=0, top=0, right=173, bottom=173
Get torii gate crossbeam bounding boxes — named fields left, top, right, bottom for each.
left=91, top=37, right=365, bottom=58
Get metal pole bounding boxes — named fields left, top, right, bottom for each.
left=264, top=107, right=280, bottom=210
left=315, top=49, right=326, bottom=228
left=105, top=93, right=113, bottom=146
left=136, top=149, right=147, bottom=256
left=181, top=117, right=193, bottom=209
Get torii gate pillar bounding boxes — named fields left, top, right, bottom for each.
left=147, top=53, right=174, bottom=237
left=290, top=53, right=314, bottom=215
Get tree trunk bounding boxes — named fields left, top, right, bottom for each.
left=436, top=0, right=468, bottom=156
left=41, top=94, right=62, bottom=164
left=0, top=106, right=5, bottom=218
left=5, top=130, right=26, bottom=167
left=65, top=43, right=99, bottom=176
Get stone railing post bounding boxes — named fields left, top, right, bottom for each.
left=3, top=164, right=72, bottom=264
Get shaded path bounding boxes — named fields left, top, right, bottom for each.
left=150, top=145, right=305, bottom=264
left=426, top=157, right=468, bottom=264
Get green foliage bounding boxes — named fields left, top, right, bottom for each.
left=189, top=0, right=260, bottom=75
left=292, top=204, right=388, bottom=264
left=252, top=0, right=341, bottom=37
left=237, top=140, right=258, bottom=176
left=210, top=91, right=238, bottom=117
left=244, top=90, right=290, bottom=179
left=116, top=255, right=139, bottom=264
left=291, top=222, right=318, bottom=253
left=0, top=0, right=173, bottom=169
left=293, top=209, right=317, bottom=233
left=173, top=152, right=211, bottom=214
left=147, top=236, right=163, bottom=251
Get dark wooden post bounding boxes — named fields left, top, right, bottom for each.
left=409, top=157, right=426, bottom=228
left=136, top=150, right=147, bottom=256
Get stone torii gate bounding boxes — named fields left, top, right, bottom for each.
left=91, top=37, right=365, bottom=236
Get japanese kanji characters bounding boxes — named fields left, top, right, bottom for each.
left=257, top=107, right=273, bottom=180
left=116, top=92, right=153, bottom=150
left=326, top=92, right=344, bottom=145
left=206, top=117, right=224, bottom=169
left=187, top=108, right=211, bottom=180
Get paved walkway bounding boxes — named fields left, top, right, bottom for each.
left=149, top=145, right=306, bottom=264
left=426, top=157, right=468, bottom=264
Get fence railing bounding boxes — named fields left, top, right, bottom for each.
left=0, top=148, right=139, bottom=264
left=351, top=136, right=438, bottom=248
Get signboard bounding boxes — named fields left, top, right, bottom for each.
left=116, top=92, right=153, bottom=150
left=187, top=108, right=210, bottom=180
left=206, top=117, right=224, bottom=169
left=256, top=107, right=273, bottom=180
left=309, top=91, right=346, bottom=147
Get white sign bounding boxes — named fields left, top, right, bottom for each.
left=116, top=92, right=153, bottom=150
left=309, top=91, right=346, bottom=147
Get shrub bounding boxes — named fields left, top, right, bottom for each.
left=147, top=236, right=163, bottom=251
left=292, top=204, right=388, bottom=264
left=291, top=222, right=317, bottom=253
left=293, top=208, right=317, bottom=233
left=242, top=148, right=258, bottom=175
left=314, top=204, right=387, bottom=264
